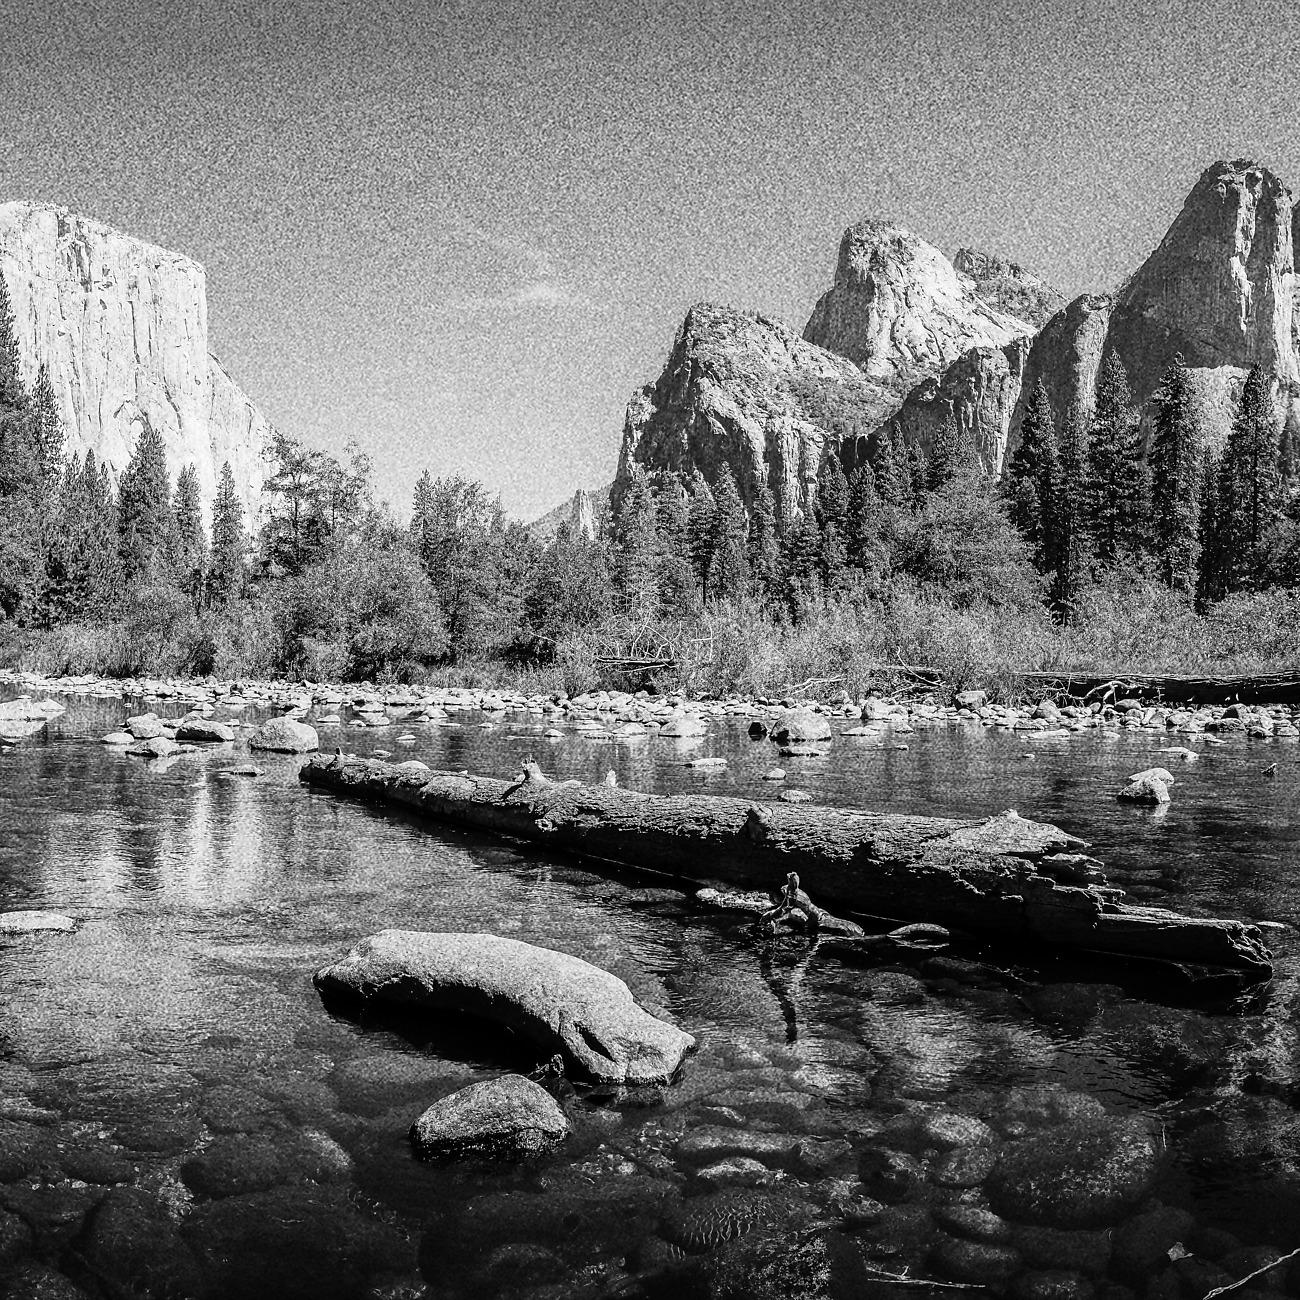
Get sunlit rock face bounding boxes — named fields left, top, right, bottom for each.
left=0, top=201, right=268, bottom=520
left=802, top=218, right=1034, bottom=398
left=615, top=303, right=893, bottom=515
left=528, top=486, right=608, bottom=541
left=953, top=248, right=1066, bottom=330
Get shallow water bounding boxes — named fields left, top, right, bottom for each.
left=3, top=692, right=1300, bottom=1299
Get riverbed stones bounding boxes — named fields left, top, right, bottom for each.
left=0, top=1262, right=92, bottom=1300
left=409, top=1074, right=568, bottom=1161
left=660, top=1188, right=815, bottom=1253
left=1109, top=1203, right=1195, bottom=1280
left=76, top=1188, right=204, bottom=1300
left=314, top=930, right=695, bottom=1085
left=770, top=710, right=832, bottom=745
left=249, top=716, right=320, bottom=753
left=987, top=1115, right=1160, bottom=1228
left=181, top=1129, right=352, bottom=1198
left=930, top=1233, right=1021, bottom=1283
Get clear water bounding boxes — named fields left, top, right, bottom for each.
left=3, top=692, right=1300, bottom=1299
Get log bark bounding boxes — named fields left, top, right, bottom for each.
left=299, top=756, right=1273, bottom=981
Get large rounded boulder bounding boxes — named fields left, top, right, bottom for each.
left=249, top=717, right=319, bottom=753
left=769, top=710, right=832, bottom=745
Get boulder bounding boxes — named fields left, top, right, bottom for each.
left=314, top=930, right=695, bottom=1085
left=954, top=689, right=988, bottom=709
left=249, top=717, right=319, bottom=753
left=101, top=731, right=133, bottom=745
left=1117, top=774, right=1171, bottom=805
left=0, top=697, right=64, bottom=721
left=659, top=714, right=707, bottom=737
left=175, top=719, right=235, bottom=743
left=125, top=713, right=164, bottom=739
left=769, top=710, right=833, bottom=745
left=409, top=1074, right=569, bottom=1161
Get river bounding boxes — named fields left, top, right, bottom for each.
left=2, top=690, right=1299, bottom=1299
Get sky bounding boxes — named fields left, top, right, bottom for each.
left=4, top=0, right=1298, bottom=519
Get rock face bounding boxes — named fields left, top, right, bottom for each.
left=314, top=930, right=696, bottom=1084
left=869, top=338, right=1032, bottom=475
left=409, top=1074, right=569, bottom=1160
left=527, top=486, right=608, bottom=541
left=1010, top=160, right=1300, bottom=459
left=803, top=218, right=1033, bottom=397
left=1109, top=160, right=1297, bottom=397
left=616, top=303, right=893, bottom=513
left=953, top=249, right=1066, bottom=330
left=0, top=202, right=268, bottom=521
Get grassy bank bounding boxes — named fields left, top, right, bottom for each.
left=4, top=578, right=1298, bottom=705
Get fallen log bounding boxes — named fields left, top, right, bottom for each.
left=298, top=756, right=1273, bottom=981
left=1019, top=671, right=1300, bottom=707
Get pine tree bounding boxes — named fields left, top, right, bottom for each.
left=928, top=412, right=977, bottom=490
left=845, top=463, right=888, bottom=579
left=1004, top=382, right=1059, bottom=572
left=781, top=511, right=823, bottom=619
left=869, top=429, right=905, bottom=507
left=608, top=469, right=661, bottom=619
left=814, top=451, right=850, bottom=591
left=1086, top=352, right=1147, bottom=565
left=0, top=276, right=24, bottom=414
left=905, top=441, right=930, bottom=510
left=1051, top=413, right=1091, bottom=620
left=171, top=464, right=207, bottom=610
left=746, top=480, right=782, bottom=606
left=708, top=466, right=749, bottom=601
left=685, top=470, right=717, bottom=594
left=0, top=274, right=40, bottom=618
left=117, top=419, right=173, bottom=583
left=1148, top=357, right=1203, bottom=591
left=1201, top=365, right=1281, bottom=599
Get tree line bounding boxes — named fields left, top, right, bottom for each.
left=1005, top=352, right=1300, bottom=616
left=4, top=259, right=1299, bottom=687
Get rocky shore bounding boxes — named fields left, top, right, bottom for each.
left=3, top=668, right=1299, bottom=748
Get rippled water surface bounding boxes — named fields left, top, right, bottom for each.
left=3, top=691, right=1300, bottom=1299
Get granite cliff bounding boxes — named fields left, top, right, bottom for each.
left=615, top=304, right=894, bottom=516
left=0, top=202, right=269, bottom=520
left=528, top=486, right=608, bottom=541
left=616, top=161, right=1300, bottom=518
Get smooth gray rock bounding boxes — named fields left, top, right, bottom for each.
left=409, top=1074, right=568, bottom=1161
left=314, top=930, right=694, bottom=1084
left=769, top=710, right=832, bottom=744
left=175, top=719, right=235, bottom=743
left=249, top=717, right=319, bottom=753
left=126, top=736, right=182, bottom=758
left=125, top=713, right=164, bottom=739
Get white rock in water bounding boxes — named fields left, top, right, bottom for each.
left=0, top=201, right=267, bottom=520
left=0, top=910, right=77, bottom=934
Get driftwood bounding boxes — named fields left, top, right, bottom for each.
left=299, top=756, right=1272, bottom=981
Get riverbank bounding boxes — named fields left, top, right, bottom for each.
left=4, top=667, right=1300, bottom=747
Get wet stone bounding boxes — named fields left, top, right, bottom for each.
left=660, top=1189, right=816, bottom=1254
left=76, top=1187, right=204, bottom=1300
left=703, top=1229, right=838, bottom=1300
left=933, top=1143, right=997, bottom=1187
left=987, top=1117, right=1160, bottom=1228
left=182, top=1184, right=413, bottom=1300
left=1011, top=1270, right=1097, bottom=1300
left=930, top=1232, right=1021, bottom=1283
left=0, top=1207, right=35, bottom=1268
left=933, top=1204, right=1012, bottom=1242
left=1110, top=1204, right=1196, bottom=1281
left=1011, top=1224, right=1113, bottom=1275
left=0, top=1263, right=93, bottom=1300
left=694, top=1157, right=779, bottom=1188
left=0, top=1182, right=103, bottom=1257
left=0, top=1123, right=46, bottom=1181
left=180, top=1129, right=352, bottom=1199
left=920, top=1112, right=996, bottom=1149
left=200, top=1084, right=285, bottom=1133
left=858, top=1148, right=928, bottom=1203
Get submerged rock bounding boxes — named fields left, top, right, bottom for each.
left=314, top=930, right=694, bottom=1085
left=409, top=1074, right=569, bottom=1161
left=126, top=736, right=182, bottom=758
left=986, top=1115, right=1161, bottom=1228
left=249, top=717, right=320, bottom=753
